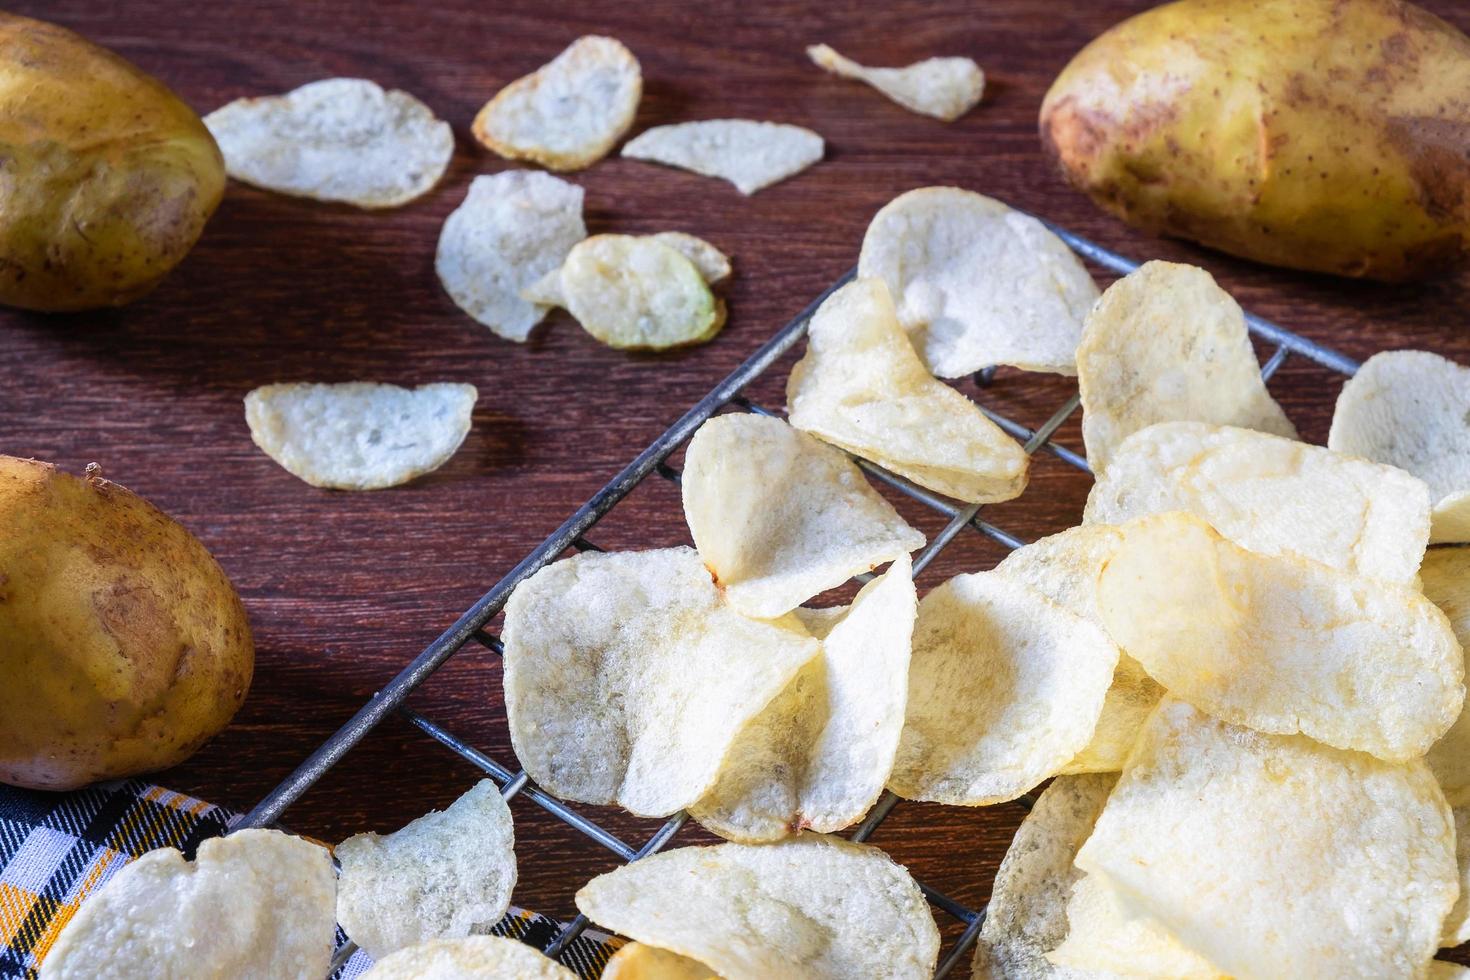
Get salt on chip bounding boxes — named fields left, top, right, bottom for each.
left=1075, top=698, right=1458, bottom=979
left=472, top=36, right=641, bottom=171
left=205, top=78, right=452, bottom=208
left=359, top=935, right=576, bottom=980
left=1076, top=261, right=1296, bottom=472
left=786, top=277, right=1029, bottom=504
left=602, top=943, right=716, bottom=980
left=690, top=557, right=917, bottom=841
left=807, top=45, right=984, bottom=121
left=41, top=829, right=335, bottom=980
left=1047, top=874, right=1225, bottom=978
left=244, top=382, right=477, bottom=491
left=559, top=235, right=721, bottom=349
left=502, top=547, right=818, bottom=817
left=621, top=120, right=824, bottom=195
left=889, top=571, right=1118, bottom=805
left=436, top=171, right=587, bottom=341
left=575, top=835, right=940, bottom=980
left=1421, top=547, right=1470, bottom=807
left=1098, top=511, right=1465, bottom=762
left=857, top=187, right=1098, bottom=377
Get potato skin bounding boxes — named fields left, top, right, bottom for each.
left=0, top=457, right=253, bottom=790
left=1040, top=0, right=1470, bottom=281
left=0, top=13, right=225, bottom=311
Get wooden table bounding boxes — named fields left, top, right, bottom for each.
left=6, top=0, right=1470, bottom=972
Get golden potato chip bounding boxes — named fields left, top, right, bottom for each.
left=42, top=829, right=335, bottom=979
left=648, top=232, right=732, bottom=285
left=1076, top=261, right=1296, bottom=472
left=681, top=414, right=923, bottom=618
left=690, top=558, right=916, bottom=841
left=807, top=45, right=984, bottom=121
left=1433, top=965, right=1470, bottom=980
left=502, top=547, right=818, bottom=817
left=1098, top=511, right=1465, bottom=762
left=1087, top=421, right=1431, bottom=584
left=558, top=235, right=720, bottom=350
left=621, top=120, right=824, bottom=195
left=575, top=835, right=940, bottom=980
left=1422, top=547, right=1470, bottom=806
left=244, top=382, right=477, bottom=491
left=336, top=780, right=515, bottom=960
left=1048, top=874, right=1224, bottom=978
left=205, top=78, right=452, bottom=208
left=472, top=36, right=640, bottom=171
left=602, top=943, right=715, bottom=980
left=1075, top=698, right=1458, bottom=979
left=1444, top=806, right=1470, bottom=948
left=857, top=188, right=1098, bottom=377
left=436, top=171, right=587, bottom=341
left=889, top=571, right=1118, bottom=805
left=359, top=935, right=576, bottom=979
left=786, top=277, right=1029, bottom=503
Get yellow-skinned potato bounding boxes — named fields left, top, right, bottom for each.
left=1041, top=0, right=1470, bottom=281
left=0, top=13, right=225, bottom=310
left=0, top=457, right=253, bottom=790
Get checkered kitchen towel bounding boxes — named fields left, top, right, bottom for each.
left=0, top=779, right=620, bottom=979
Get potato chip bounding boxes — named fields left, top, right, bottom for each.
left=648, top=232, right=732, bottom=285
left=621, top=120, right=824, bottom=195
left=205, top=78, right=452, bottom=208
left=1075, top=698, right=1458, bottom=979
left=602, top=943, right=715, bottom=980
left=359, top=935, right=576, bottom=979
left=436, top=171, right=587, bottom=341
left=1444, top=806, right=1470, bottom=947
left=786, top=277, right=1029, bottom=503
left=336, top=780, right=515, bottom=960
left=1086, top=421, right=1431, bottom=584
left=807, top=45, right=984, bottom=121
left=1076, top=261, right=1296, bottom=472
left=1047, top=873, right=1224, bottom=978
left=888, top=571, right=1118, bottom=805
left=575, top=834, right=940, bottom=980
left=472, top=36, right=641, bottom=171
left=857, top=188, right=1098, bottom=377
left=558, top=235, right=720, bottom=350
left=42, top=829, right=335, bottom=979
left=1422, top=547, right=1470, bottom=806
left=244, top=382, right=476, bottom=491
left=502, top=547, right=818, bottom=817
left=1098, top=511, right=1465, bottom=761
left=1433, top=965, right=1470, bottom=980
left=1329, top=350, right=1470, bottom=544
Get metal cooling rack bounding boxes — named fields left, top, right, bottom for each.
left=239, top=213, right=1362, bottom=978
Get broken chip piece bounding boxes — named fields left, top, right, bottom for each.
left=648, top=232, right=732, bottom=285
left=807, top=45, right=984, bottom=121
left=359, top=935, right=576, bottom=979
left=557, top=234, right=722, bottom=349
left=622, top=119, right=824, bottom=195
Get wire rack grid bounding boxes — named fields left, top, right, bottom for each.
left=238, top=213, right=1361, bottom=978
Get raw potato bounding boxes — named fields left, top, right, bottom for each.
left=806, top=44, right=984, bottom=121
left=206, top=78, right=451, bottom=208
left=622, top=120, right=824, bottom=195
left=787, top=277, right=1029, bottom=503
left=1087, top=421, right=1431, bottom=583
left=359, top=935, right=576, bottom=980
left=1422, top=547, right=1470, bottom=806
left=559, top=235, right=721, bottom=349
left=1076, top=698, right=1458, bottom=979
left=857, top=187, right=1098, bottom=377
left=244, top=382, right=477, bottom=491
left=889, top=571, right=1118, bottom=805
left=0, top=12, right=225, bottom=311
left=602, top=943, right=715, bottom=980
left=41, top=829, right=336, bottom=980
left=0, top=456, right=253, bottom=791
left=436, top=170, right=587, bottom=342
left=336, top=780, right=516, bottom=960
left=575, top=835, right=940, bottom=980
left=1076, top=261, right=1296, bottom=471
left=1047, top=874, right=1224, bottom=977
left=501, top=548, right=818, bottom=816
left=472, top=36, right=641, bottom=171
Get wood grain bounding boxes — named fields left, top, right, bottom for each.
left=4, top=0, right=1470, bottom=972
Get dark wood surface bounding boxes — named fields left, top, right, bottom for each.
left=6, top=0, right=1470, bottom=972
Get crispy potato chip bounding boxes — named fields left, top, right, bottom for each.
left=889, top=571, right=1118, bottom=805
left=436, top=171, right=587, bottom=341
left=1075, top=698, right=1458, bottom=979
left=575, top=835, right=940, bottom=980
left=621, top=120, right=824, bottom=195
left=472, top=36, right=641, bottom=171
left=1086, top=421, right=1431, bottom=584
left=602, top=943, right=715, bottom=980
left=857, top=188, right=1098, bottom=377
left=1329, top=350, right=1470, bottom=544
left=558, top=235, right=720, bottom=349
left=336, top=780, right=515, bottom=960
left=1047, top=873, right=1224, bottom=977
left=1098, top=511, right=1465, bottom=761
left=42, top=829, right=335, bottom=979
left=648, top=232, right=732, bottom=285
left=359, top=935, right=576, bottom=979
left=1445, top=806, right=1470, bottom=948
left=1076, top=261, right=1296, bottom=472
left=502, top=547, right=818, bottom=816
left=1422, top=547, right=1470, bottom=806
left=205, top=78, right=452, bottom=208
left=786, top=277, right=1029, bottom=503
left=519, top=266, right=566, bottom=307
left=807, top=45, right=984, bottom=121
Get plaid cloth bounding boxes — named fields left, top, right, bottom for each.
left=0, top=779, right=620, bottom=979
